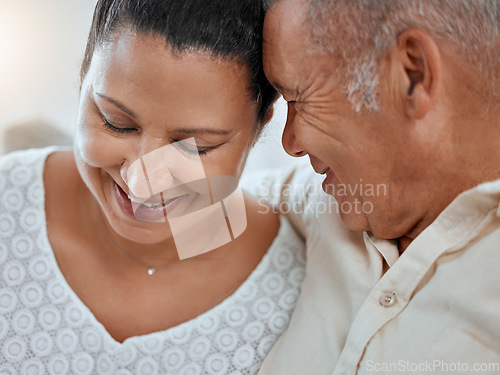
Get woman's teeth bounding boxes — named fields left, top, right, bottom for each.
left=126, top=193, right=181, bottom=208
left=127, top=194, right=165, bottom=208
left=142, top=202, right=163, bottom=208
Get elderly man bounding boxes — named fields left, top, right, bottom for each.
left=254, top=0, right=500, bottom=374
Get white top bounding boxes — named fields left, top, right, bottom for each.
left=0, top=147, right=306, bottom=375
left=242, top=165, right=500, bottom=375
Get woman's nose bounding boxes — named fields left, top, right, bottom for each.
left=121, top=138, right=176, bottom=200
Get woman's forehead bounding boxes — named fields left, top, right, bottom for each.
left=90, top=31, right=250, bottom=91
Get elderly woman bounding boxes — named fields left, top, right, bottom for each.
left=0, top=0, right=305, bottom=373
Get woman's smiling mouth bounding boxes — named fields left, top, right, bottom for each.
left=113, top=181, right=191, bottom=222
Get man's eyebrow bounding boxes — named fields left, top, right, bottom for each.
left=173, top=128, right=230, bottom=135
left=95, top=92, right=138, bottom=119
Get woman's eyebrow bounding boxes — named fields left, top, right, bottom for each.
left=95, top=92, right=230, bottom=135
left=95, top=92, right=138, bottom=119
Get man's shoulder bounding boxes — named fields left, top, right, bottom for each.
left=241, top=163, right=352, bottom=240
left=241, top=163, right=323, bottom=204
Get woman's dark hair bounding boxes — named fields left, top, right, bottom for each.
left=80, top=0, right=278, bottom=124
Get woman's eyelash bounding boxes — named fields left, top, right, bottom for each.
left=174, top=140, right=214, bottom=156
left=102, top=119, right=136, bottom=134
left=101, top=119, right=216, bottom=155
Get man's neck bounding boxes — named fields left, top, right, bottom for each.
left=397, top=236, right=413, bottom=253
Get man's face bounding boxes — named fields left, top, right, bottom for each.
left=263, top=0, right=436, bottom=239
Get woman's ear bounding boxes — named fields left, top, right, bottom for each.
left=252, top=103, right=276, bottom=146
left=394, top=28, right=442, bottom=119
left=262, top=105, right=275, bottom=125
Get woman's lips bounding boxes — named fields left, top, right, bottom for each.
left=113, top=181, right=189, bottom=222
left=114, top=182, right=134, bottom=217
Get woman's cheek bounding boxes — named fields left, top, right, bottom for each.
left=199, top=153, right=237, bottom=179
left=74, top=123, right=125, bottom=170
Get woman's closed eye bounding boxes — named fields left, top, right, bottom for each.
left=101, top=117, right=219, bottom=155
left=102, top=118, right=137, bottom=134
left=173, top=139, right=217, bottom=156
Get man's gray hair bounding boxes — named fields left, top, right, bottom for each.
left=268, top=0, right=500, bottom=112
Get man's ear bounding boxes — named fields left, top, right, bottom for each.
left=395, top=28, right=442, bottom=119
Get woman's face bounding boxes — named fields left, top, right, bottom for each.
left=74, top=29, right=261, bottom=244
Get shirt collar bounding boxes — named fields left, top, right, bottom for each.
left=364, top=177, right=500, bottom=267
left=363, top=232, right=399, bottom=268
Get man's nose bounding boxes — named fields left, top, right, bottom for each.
left=282, top=104, right=307, bottom=157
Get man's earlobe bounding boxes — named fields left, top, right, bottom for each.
left=397, top=29, right=441, bottom=120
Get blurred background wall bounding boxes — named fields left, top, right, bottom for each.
left=0, top=0, right=302, bottom=174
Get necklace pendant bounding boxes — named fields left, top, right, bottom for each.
left=147, top=268, right=155, bottom=276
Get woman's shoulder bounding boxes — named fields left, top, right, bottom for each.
left=0, top=147, right=55, bottom=175
left=0, top=147, right=59, bottom=216
left=0, top=146, right=76, bottom=277
left=0, top=147, right=74, bottom=214
left=43, top=148, right=80, bottom=199
left=243, top=192, right=305, bottom=257
left=243, top=192, right=281, bottom=244
left=218, top=193, right=297, bottom=289
left=0, top=147, right=72, bottom=192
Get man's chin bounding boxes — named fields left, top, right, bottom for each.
left=338, top=210, right=371, bottom=233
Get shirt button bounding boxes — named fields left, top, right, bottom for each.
left=379, top=291, right=397, bottom=307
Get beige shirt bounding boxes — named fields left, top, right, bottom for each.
left=242, top=166, right=500, bottom=375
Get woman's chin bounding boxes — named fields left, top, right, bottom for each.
left=105, top=211, right=174, bottom=245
